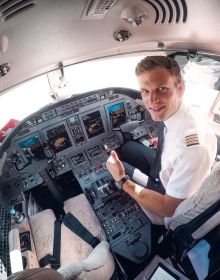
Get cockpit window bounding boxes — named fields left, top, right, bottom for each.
left=0, top=53, right=220, bottom=129
left=182, top=56, right=220, bottom=115
left=0, top=75, right=51, bottom=129
left=0, top=55, right=144, bottom=129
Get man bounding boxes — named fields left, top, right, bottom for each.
left=106, top=56, right=217, bottom=219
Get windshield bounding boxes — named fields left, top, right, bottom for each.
left=0, top=53, right=220, bottom=131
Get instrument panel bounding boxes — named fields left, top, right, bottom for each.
left=0, top=87, right=158, bottom=207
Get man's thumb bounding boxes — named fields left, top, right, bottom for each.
left=110, top=150, right=118, bottom=160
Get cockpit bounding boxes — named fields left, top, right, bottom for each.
left=0, top=79, right=220, bottom=279
left=0, top=86, right=155, bottom=271
left=1, top=0, right=220, bottom=279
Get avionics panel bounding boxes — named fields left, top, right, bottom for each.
left=71, top=152, right=87, bottom=166
left=86, top=144, right=106, bottom=165
left=80, top=109, right=105, bottom=140
left=2, top=135, right=45, bottom=179
left=106, top=101, right=126, bottom=128
left=67, top=115, right=85, bottom=145
left=46, top=124, right=72, bottom=153
left=71, top=152, right=90, bottom=173
left=19, top=135, right=45, bottom=161
left=87, top=145, right=102, bottom=158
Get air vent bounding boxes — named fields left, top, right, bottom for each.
left=82, top=0, right=118, bottom=20
left=0, top=0, right=36, bottom=22
left=144, top=0, right=187, bottom=24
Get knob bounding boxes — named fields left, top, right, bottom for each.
left=129, top=241, right=148, bottom=259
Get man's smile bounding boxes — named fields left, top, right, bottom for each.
left=149, top=105, right=165, bottom=112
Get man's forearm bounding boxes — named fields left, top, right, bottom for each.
left=106, top=150, right=183, bottom=216
left=122, top=180, right=178, bottom=217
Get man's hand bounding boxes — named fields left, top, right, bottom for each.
left=106, top=151, right=125, bottom=181
left=106, top=152, right=184, bottom=217
left=149, top=137, right=158, bottom=149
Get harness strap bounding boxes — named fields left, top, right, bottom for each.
left=63, top=212, right=100, bottom=248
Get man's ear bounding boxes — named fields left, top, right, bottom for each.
left=178, top=81, right=185, bottom=96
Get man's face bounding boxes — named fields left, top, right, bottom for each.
left=138, top=67, right=184, bottom=121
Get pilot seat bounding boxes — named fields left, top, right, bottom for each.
left=29, top=194, right=116, bottom=280
left=137, top=161, right=220, bottom=280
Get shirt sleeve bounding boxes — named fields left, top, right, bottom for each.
left=165, top=145, right=212, bottom=199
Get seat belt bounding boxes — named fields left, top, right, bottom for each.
left=39, top=216, right=62, bottom=269
left=63, top=212, right=100, bottom=248
left=39, top=212, right=100, bottom=269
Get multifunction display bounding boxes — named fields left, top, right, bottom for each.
left=19, top=136, right=44, bottom=160
left=19, top=136, right=40, bottom=149
left=46, top=124, right=72, bottom=153
left=82, top=111, right=105, bottom=139
left=107, top=102, right=126, bottom=128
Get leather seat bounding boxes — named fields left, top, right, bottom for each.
left=30, top=194, right=115, bottom=280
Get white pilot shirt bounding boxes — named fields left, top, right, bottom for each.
left=160, top=100, right=217, bottom=199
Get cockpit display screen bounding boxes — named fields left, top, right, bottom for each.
left=19, top=136, right=39, bottom=149
left=19, top=136, right=44, bottom=160
left=82, top=111, right=105, bottom=139
left=71, top=153, right=87, bottom=165
left=46, top=124, right=72, bottom=153
left=87, top=145, right=102, bottom=158
left=107, top=102, right=126, bottom=128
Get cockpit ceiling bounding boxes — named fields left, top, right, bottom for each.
left=0, top=0, right=220, bottom=93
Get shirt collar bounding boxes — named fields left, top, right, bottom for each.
left=164, top=100, right=188, bottom=130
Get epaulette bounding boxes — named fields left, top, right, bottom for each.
left=185, top=134, right=200, bottom=147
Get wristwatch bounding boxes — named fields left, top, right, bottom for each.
left=114, top=175, right=130, bottom=190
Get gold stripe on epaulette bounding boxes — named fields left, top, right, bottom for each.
left=186, top=142, right=200, bottom=147
left=185, top=134, right=198, bottom=138
left=185, top=134, right=200, bottom=147
left=185, top=135, right=199, bottom=140
left=185, top=137, right=199, bottom=141
left=186, top=139, right=199, bottom=143
left=185, top=137, right=199, bottom=142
